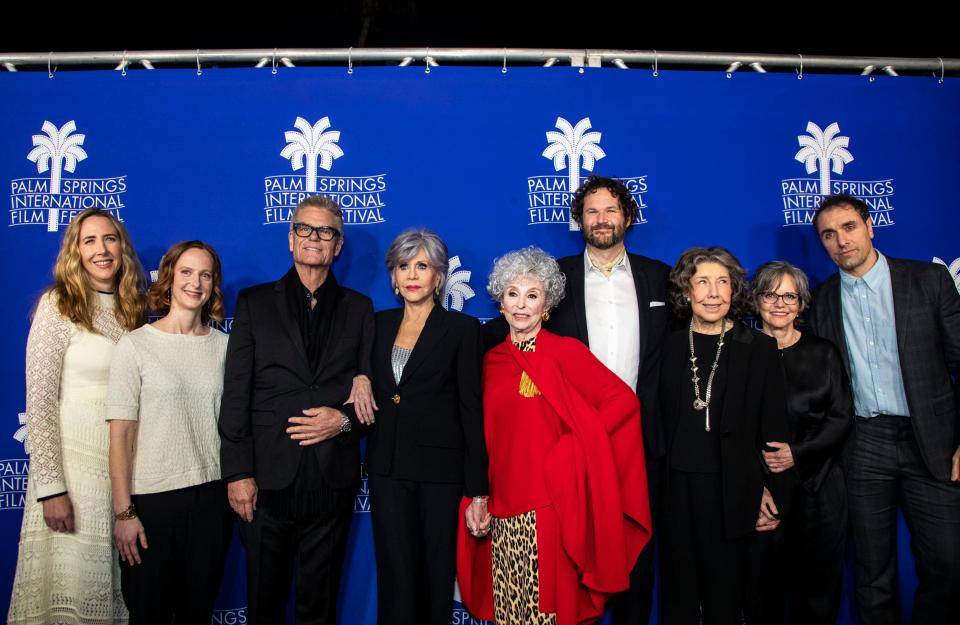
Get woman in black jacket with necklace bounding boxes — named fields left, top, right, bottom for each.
left=659, top=247, right=790, bottom=625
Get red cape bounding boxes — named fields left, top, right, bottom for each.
left=458, top=330, right=651, bottom=625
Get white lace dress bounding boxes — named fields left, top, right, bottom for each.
left=8, top=292, right=129, bottom=625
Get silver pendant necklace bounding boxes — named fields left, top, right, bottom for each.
left=688, top=317, right=728, bottom=432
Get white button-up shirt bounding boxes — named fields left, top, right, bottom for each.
left=583, top=250, right=640, bottom=390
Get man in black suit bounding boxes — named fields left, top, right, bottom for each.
left=808, top=193, right=960, bottom=625
left=219, top=195, right=375, bottom=625
left=485, top=175, right=668, bottom=624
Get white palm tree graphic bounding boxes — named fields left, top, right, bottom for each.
left=280, top=117, right=344, bottom=193
left=26, top=120, right=88, bottom=232
left=543, top=117, right=606, bottom=229
left=442, top=256, right=475, bottom=312
left=13, top=412, right=28, bottom=453
left=794, top=121, right=854, bottom=197
left=933, top=256, right=960, bottom=293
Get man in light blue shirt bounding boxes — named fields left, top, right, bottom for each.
left=809, top=193, right=960, bottom=625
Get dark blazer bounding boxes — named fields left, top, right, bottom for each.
left=808, top=256, right=960, bottom=481
left=660, top=322, right=790, bottom=538
left=366, top=306, right=489, bottom=496
left=218, top=272, right=374, bottom=491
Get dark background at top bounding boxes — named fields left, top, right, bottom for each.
left=0, top=2, right=953, bottom=62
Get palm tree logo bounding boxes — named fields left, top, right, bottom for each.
left=933, top=256, right=960, bottom=293
left=794, top=121, right=854, bottom=196
left=280, top=117, right=344, bottom=193
left=542, top=117, right=606, bottom=229
left=26, top=120, right=88, bottom=232
left=13, top=412, right=28, bottom=453
left=442, top=256, right=475, bottom=312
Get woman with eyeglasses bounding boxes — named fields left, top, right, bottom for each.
left=748, top=260, right=853, bottom=625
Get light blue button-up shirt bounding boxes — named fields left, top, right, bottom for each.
left=840, top=251, right=911, bottom=418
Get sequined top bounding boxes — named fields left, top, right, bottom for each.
left=391, top=344, right=413, bottom=385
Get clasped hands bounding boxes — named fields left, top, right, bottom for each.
left=465, top=497, right=492, bottom=538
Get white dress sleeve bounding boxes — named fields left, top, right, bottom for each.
left=25, top=294, right=73, bottom=500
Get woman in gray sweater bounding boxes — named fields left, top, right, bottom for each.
left=107, top=240, right=232, bottom=624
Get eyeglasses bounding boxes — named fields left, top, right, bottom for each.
left=760, top=291, right=800, bottom=305
left=291, top=222, right=340, bottom=241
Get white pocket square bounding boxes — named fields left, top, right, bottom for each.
left=650, top=301, right=666, bottom=307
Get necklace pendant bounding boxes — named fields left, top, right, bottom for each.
left=693, top=398, right=707, bottom=410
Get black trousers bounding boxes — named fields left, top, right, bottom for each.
left=609, top=455, right=663, bottom=625
left=240, top=485, right=354, bottom=625
left=660, top=470, right=749, bottom=625
left=120, top=480, right=233, bottom=625
left=846, top=416, right=960, bottom=625
left=368, top=473, right=462, bottom=625
left=746, top=463, right=847, bottom=625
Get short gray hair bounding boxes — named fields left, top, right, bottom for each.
left=385, top=228, right=449, bottom=294
left=291, top=195, right=344, bottom=232
left=750, top=260, right=812, bottom=319
left=487, top=246, right=566, bottom=310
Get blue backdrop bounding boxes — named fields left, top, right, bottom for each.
left=1, top=66, right=958, bottom=624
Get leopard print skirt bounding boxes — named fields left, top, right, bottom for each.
left=490, top=510, right=558, bottom=625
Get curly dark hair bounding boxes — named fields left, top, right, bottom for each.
left=813, top=193, right=871, bottom=232
left=570, top=175, right=639, bottom=228
left=669, top=247, right=749, bottom=319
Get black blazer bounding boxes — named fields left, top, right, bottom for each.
left=366, top=306, right=489, bottom=496
left=808, top=256, right=960, bottom=481
left=660, top=322, right=790, bottom=539
left=218, top=272, right=374, bottom=491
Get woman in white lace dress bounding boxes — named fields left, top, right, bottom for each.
left=8, top=208, right=146, bottom=625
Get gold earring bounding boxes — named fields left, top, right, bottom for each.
left=499, top=305, right=505, bottom=314
left=393, top=284, right=400, bottom=296
left=541, top=311, right=550, bottom=322
left=434, top=285, right=441, bottom=298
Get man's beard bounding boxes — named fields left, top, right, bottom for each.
left=584, top=224, right=625, bottom=250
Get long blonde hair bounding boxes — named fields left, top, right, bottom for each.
left=47, top=208, right=146, bottom=332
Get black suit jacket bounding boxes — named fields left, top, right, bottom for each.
left=218, top=272, right=374, bottom=491
left=661, top=323, right=790, bottom=539
left=365, top=306, right=489, bottom=496
left=808, top=256, right=960, bottom=481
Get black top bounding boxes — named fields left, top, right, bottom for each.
left=284, top=266, right=336, bottom=372
left=671, top=331, right=728, bottom=473
left=660, top=323, right=790, bottom=538
left=778, top=332, right=853, bottom=492
left=218, top=270, right=374, bottom=497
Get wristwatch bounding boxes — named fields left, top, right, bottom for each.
left=338, top=411, right=352, bottom=435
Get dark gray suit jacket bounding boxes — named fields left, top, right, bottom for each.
left=808, top=256, right=960, bottom=481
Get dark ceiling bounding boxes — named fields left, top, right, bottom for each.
left=0, top=2, right=950, bottom=62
